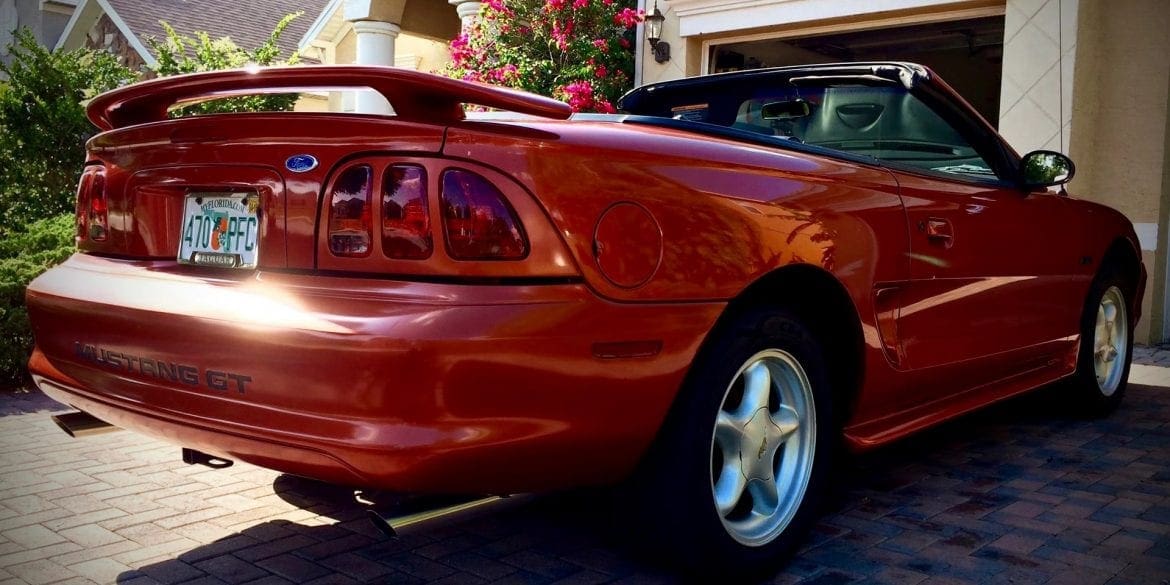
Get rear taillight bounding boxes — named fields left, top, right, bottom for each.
left=381, top=165, right=431, bottom=259
left=328, top=165, right=373, bottom=256
left=76, top=168, right=108, bottom=241
left=88, top=172, right=108, bottom=241
left=440, top=169, right=528, bottom=260
left=75, top=172, right=91, bottom=238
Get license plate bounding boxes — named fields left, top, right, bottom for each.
left=177, top=192, right=261, bottom=269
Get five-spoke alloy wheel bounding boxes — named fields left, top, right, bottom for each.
left=711, top=350, right=816, bottom=546
left=1092, top=285, right=1128, bottom=396
left=1072, top=267, right=1133, bottom=413
left=634, top=308, right=833, bottom=578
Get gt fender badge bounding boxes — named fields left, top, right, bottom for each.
left=285, top=154, right=318, bottom=173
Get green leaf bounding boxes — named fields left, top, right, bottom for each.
left=146, top=14, right=303, bottom=116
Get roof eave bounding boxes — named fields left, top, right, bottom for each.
left=54, top=0, right=157, bottom=67
left=298, top=0, right=342, bottom=52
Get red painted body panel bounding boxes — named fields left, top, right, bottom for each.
left=28, top=254, right=723, bottom=492
left=26, top=65, right=1147, bottom=492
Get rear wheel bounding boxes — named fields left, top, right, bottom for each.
left=636, top=309, right=833, bottom=577
left=1070, top=269, right=1133, bottom=413
left=712, top=349, right=818, bottom=547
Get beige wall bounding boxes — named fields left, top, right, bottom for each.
left=294, top=94, right=332, bottom=112
left=395, top=32, right=450, bottom=73
left=336, top=27, right=357, bottom=64
left=641, top=4, right=697, bottom=84
left=1068, top=0, right=1170, bottom=343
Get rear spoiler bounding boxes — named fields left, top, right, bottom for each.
left=86, top=65, right=572, bottom=131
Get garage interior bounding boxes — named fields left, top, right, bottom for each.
left=708, top=16, right=1006, bottom=125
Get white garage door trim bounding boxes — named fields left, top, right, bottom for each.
left=696, top=2, right=1005, bottom=74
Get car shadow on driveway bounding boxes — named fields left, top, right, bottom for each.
left=0, top=388, right=70, bottom=417
left=118, top=481, right=660, bottom=583
left=117, top=381, right=1170, bottom=584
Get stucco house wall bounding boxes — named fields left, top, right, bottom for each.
left=1067, top=0, right=1170, bottom=343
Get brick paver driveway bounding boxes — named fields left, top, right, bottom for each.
left=2, top=350, right=1169, bottom=585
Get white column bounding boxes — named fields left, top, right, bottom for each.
left=352, top=20, right=400, bottom=114
left=448, top=0, right=483, bottom=30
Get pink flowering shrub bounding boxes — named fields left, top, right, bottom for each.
left=443, top=0, right=641, bottom=113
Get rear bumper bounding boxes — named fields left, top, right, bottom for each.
left=28, top=254, right=724, bottom=492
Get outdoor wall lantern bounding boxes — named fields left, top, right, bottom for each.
left=645, top=8, right=670, bottom=63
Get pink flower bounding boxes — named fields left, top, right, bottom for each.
left=545, top=0, right=567, bottom=10
left=592, top=38, right=608, bottom=53
left=484, top=0, right=514, bottom=17
left=449, top=34, right=475, bottom=63
left=595, top=64, right=608, bottom=78
left=602, top=0, right=613, bottom=5
left=484, top=63, right=520, bottom=84
left=614, top=7, right=642, bottom=28
left=560, top=81, right=596, bottom=111
left=572, top=0, right=589, bottom=8
left=596, top=100, right=616, bottom=114
left=551, top=18, right=574, bottom=50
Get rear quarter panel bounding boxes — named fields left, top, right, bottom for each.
left=444, top=120, right=912, bottom=420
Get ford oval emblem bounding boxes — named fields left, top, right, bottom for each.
left=285, top=154, right=318, bottom=173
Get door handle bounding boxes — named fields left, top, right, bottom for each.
left=920, top=217, right=953, bottom=243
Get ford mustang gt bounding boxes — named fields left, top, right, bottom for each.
left=26, top=62, right=1144, bottom=574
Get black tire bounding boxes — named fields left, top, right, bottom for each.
left=632, top=308, right=834, bottom=579
left=1068, top=266, right=1134, bottom=415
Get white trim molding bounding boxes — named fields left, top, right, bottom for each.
left=298, top=0, right=343, bottom=52
left=1134, top=222, right=1158, bottom=252
left=670, top=0, right=994, bottom=37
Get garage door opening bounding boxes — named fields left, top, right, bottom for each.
left=708, top=16, right=1005, bottom=125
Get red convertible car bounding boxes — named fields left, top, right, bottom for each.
left=27, top=62, right=1143, bottom=573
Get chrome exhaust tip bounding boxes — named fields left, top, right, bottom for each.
left=51, top=411, right=120, bottom=438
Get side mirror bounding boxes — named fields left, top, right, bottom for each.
left=760, top=99, right=811, bottom=121
left=1020, top=150, right=1075, bottom=188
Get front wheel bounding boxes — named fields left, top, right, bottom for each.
left=634, top=309, right=834, bottom=577
left=1069, top=270, right=1134, bottom=414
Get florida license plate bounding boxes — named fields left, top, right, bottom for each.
left=177, top=192, right=261, bottom=269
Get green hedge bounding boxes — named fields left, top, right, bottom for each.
left=0, top=16, right=302, bottom=388
left=0, top=214, right=75, bottom=388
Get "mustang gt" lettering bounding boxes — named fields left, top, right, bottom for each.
left=73, top=342, right=252, bottom=393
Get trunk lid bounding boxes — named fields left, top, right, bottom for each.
left=82, top=114, right=446, bottom=270
left=77, top=65, right=573, bottom=273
